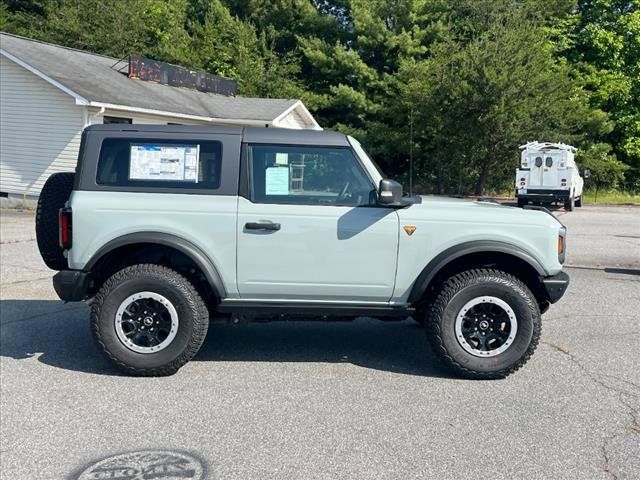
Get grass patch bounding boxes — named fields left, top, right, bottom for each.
left=582, top=190, right=640, bottom=205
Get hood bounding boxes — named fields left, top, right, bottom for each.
left=400, top=195, right=562, bottom=228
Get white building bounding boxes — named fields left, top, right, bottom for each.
left=0, top=32, right=320, bottom=200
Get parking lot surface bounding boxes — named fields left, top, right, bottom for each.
left=1, top=205, right=638, bottom=479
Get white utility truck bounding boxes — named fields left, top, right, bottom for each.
left=515, top=142, right=584, bottom=211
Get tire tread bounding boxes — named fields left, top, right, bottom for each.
left=91, top=263, right=209, bottom=376
left=35, top=172, right=75, bottom=270
left=425, top=268, right=541, bottom=380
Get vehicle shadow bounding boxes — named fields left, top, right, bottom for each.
left=0, top=299, right=452, bottom=378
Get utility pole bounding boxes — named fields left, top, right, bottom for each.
left=409, top=107, right=414, bottom=196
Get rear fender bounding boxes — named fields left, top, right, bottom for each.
left=84, top=232, right=226, bottom=298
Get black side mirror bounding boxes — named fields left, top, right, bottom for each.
left=582, top=169, right=591, bottom=179
left=378, top=179, right=406, bottom=207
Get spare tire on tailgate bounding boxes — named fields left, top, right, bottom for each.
left=36, top=172, right=75, bottom=270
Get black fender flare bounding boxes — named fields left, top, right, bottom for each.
left=84, top=232, right=226, bottom=298
left=407, top=241, right=547, bottom=304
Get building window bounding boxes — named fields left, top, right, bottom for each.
left=103, top=116, right=132, bottom=124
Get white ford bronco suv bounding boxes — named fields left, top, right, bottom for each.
left=36, top=125, right=569, bottom=378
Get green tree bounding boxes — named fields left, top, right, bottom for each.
left=563, top=0, right=640, bottom=187
left=578, top=143, right=629, bottom=197
left=1, top=0, right=635, bottom=193
left=0, top=0, right=304, bottom=99
left=398, top=1, right=612, bottom=194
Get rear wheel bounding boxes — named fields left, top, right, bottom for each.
left=424, top=269, right=541, bottom=379
left=517, top=197, right=526, bottom=208
left=91, top=264, right=209, bottom=376
left=564, top=195, right=575, bottom=211
left=35, top=172, right=74, bottom=270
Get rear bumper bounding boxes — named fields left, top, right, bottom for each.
left=517, top=189, right=570, bottom=202
left=53, top=270, right=90, bottom=302
left=541, top=271, right=570, bottom=303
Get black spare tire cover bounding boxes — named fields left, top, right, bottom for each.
left=35, top=172, right=75, bottom=270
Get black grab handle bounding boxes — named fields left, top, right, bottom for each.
left=245, top=221, right=281, bottom=231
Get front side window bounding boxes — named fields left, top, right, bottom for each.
left=97, top=138, right=222, bottom=189
left=248, top=145, right=374, bottom=206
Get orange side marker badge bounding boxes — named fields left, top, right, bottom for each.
left=403, top=225, right=416, bottom=236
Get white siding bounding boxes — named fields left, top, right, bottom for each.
left=0, top=56, right=85, bottom=195
left=275, top=108, right=309, bottom=129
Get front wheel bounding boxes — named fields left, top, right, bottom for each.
left=575, top=196, right=583, bottom=207
left=91, top=264, right=209, bottom=376
left=424, top=269, right=541, bottom=379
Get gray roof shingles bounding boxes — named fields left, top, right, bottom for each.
left=0, top=32, right=298, bottom=121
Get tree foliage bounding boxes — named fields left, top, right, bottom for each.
left=1, top=0, right=638, bottom=194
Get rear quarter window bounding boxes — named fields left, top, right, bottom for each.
left=96, top=138, right=222, bottom=189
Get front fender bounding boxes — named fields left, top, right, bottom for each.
left=406, top=240, right=547, bottom=304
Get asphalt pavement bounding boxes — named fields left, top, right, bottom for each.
left=1, top=205, right=638, bottom=479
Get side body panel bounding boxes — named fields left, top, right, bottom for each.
left=572, top=167, right=584, bottom=198
left=392, top=198, right=563, bottom=303
left=236, top=197, right=400, bottom=301
left=68, top=126, right=243, bottom=298
left=68, top=191, right=240, bottom=297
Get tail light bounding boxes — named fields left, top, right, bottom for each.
left=59, top=207, right=72, bottom=249
left=520, top=177, right=526, bottom=182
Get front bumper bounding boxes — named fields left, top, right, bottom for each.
left=541, top=271, right=570, bottom=303
left=53, top=270, right=90, bottom=302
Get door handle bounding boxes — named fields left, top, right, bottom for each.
left=245, top=221, right=281, bottom=231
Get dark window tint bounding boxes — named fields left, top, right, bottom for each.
left=545, top=156, right=553, bottom=167
left=247, top=144, right=374, bottom=206
left=103, top=116, right=132, bottom=124
left=97, top=138, right=222, bottom=189
left=535, top=156, right=543, bottom=167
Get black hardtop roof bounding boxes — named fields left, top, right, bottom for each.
left=84, top=124, right=350, bottom=146
left=243, top=127, right=349, bottom=146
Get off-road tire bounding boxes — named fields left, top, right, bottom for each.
left=412, top=308, right=425, bottom=325
left=564, top=196, right=575, bottom=211
left=575, top=196, right=582, bottom=207
left=424, top=268, right=541, bottom=380
left=35, top=172, right=75, bottom=270
left=91, top=264, right=209, bottom=376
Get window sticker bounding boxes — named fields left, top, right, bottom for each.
left=265, top=166, right=290, bottom=195
left=275, top=153, right=289, bottom=166
left=129, top=144, right=199, bottom=182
